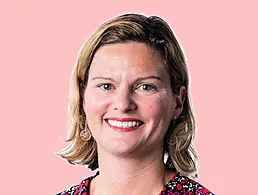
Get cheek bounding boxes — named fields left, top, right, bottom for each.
left=142, top=95, right=173, bottom=120
left=143, top=94, right=174, bottom=140
left=83, top=89, right=110, bottom=123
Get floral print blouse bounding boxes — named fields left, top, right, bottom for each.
left=57, top=170, right=214, bottom=195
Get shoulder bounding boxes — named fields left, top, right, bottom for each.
left=56, top=178, right=89, bottom=195
left=56, top=172, right=99, bottom=195
left=56, top=184, right=79, bottom=195
left=161, top=171, right=215, bottom=195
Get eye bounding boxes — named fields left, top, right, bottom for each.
left=138, top=84, right=156, bottom=91
left=99, top=83, right=113, bottom=90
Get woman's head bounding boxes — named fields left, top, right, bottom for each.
left=83, top=42, right=186, bottom=161
left=59, top=13, right=198, bottom=178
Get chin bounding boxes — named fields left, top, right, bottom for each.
left=100, top=140, right=142, bottom=156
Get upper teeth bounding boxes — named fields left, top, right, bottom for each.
left=108, top=120, right=141, bottom=128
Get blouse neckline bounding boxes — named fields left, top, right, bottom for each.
left=87, top=169, right=179, bottom=194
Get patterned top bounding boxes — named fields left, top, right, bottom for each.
left=57, top=170, right=214, bottom=195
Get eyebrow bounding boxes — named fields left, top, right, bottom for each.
left=91, top=76, right=162, bottom=83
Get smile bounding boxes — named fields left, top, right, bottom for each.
left=104, top=118, right=144, bottom=132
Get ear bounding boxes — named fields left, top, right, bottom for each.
left=79, top=82, right=86, bottom=97
left=173, top=85, right=186, bottom=118
left=82, top=98, right=85, bottom=111
left=80, top=83, right=86, bottom=110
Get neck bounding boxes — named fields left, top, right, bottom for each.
left=91, top=146, right=173, bottom=195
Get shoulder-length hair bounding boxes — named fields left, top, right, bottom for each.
left=58, top=13, right=198, bottom=179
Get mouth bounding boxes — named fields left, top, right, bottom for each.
left=104, top=118, right=144, bottom=132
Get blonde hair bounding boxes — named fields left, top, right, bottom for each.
left=58, top=13, right=198, bottom=178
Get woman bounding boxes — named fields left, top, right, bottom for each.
left=57, top=13, right=214, bottom=195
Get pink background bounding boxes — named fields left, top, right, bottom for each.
left=1, top=0, right=257, bottom=194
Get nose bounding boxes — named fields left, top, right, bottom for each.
left=113, top=87, right=137, bottom=113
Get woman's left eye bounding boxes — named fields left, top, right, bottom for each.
left=138, top=84, right=156, bottom=91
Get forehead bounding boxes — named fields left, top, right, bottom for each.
left=89, top=42, right=166, bottom=75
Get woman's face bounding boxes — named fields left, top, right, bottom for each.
left=83, top=42, right=184, bottom=156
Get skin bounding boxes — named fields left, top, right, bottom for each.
left=83, top=42, right=186, bottom=195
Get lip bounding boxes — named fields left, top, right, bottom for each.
left=105, top=117, right=144, bottom=122
left=104, top=117, right=144, bottom=132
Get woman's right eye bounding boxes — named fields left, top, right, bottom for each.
left=98, top=83, right=113, bottom=90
